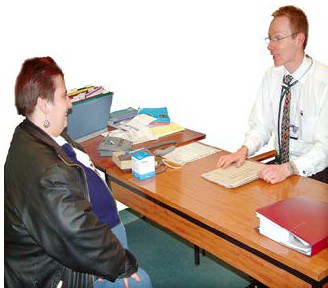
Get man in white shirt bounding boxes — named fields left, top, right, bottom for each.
left=217, top=5, right=328, bottom=184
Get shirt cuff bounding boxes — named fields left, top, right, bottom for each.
left=293, top=158, right=314, bottom=177
left=242, top=141, right=256, bottom=157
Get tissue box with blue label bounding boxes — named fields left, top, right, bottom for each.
left=132, top=151, right=155, bottom=180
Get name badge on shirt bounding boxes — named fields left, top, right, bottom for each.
left=290, top=124, right=299, bottom=140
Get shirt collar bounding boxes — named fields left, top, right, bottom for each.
left=52, top=135, right=68, bottom=146
left=288, top=55, right=313, bottom=84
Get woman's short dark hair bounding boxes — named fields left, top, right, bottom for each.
left=15, top=56, right=64, bottom=116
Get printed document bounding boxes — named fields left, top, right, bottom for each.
left=202, top=160, right=264, bottom=188
left=105, top=114, right=158, bottom=144
left=163, top=142, right=220, bottom=165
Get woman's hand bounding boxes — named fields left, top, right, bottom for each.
left=96, top=273, right=141, bottom=288
left=123, top=273, right=141, bottom=288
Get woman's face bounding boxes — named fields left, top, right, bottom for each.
left=46, top=75, right=72, bottom=137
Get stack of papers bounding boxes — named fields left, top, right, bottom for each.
left=106, top=114, right=185, bottom=145
left=107, top=114, right=158, bottom=144
left=149, top=123, right=185, bottom=137
left=202, top=160, right=264, bottom=188
left=163, top=142, right=220, bottom=165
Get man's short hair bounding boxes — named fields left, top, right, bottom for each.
left=272, top=5, right=308, bottom=49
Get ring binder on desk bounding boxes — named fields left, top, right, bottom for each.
left=256, top=196, right=328, bottom=256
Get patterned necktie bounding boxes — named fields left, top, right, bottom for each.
left=280, top=75, right=294, bottom=163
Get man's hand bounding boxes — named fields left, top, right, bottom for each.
left=217, top=146, right=248, bottom=168
left=258, top=162, right=298, bottom=184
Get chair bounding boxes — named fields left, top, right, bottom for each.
left=249, top=150, right=276, bottom=163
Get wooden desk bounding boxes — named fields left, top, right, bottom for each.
left=81, top=130, right=328, bottom=288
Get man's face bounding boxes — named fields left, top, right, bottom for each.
left=47, top=75, right=72, bottom=137
left=267, top=16, right=302, bottom=72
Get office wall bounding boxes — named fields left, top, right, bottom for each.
left=1, top=0, right=327, bottom=166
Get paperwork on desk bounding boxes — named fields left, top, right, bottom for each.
left=106, top=114, right=158, bottom=144
left=149, top=122, right=185, bottom=137
left=105, top=114, right=185, bottom=145
left=163, top=142, right=220, bottom=165
left=202, top=160, right=264, bottom=188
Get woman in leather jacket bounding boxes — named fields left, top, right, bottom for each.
left=4, top=57, right=139, bottom=288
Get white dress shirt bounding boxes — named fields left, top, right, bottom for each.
left=243, top=56, right=328, bottom=177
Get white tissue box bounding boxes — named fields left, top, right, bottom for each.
left=132, top=151, right=155, bottom=180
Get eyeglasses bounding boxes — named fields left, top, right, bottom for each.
left=264, top=33, right=298, bottom=44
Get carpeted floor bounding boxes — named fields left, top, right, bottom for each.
left=121, top=208, right=251, bottom=288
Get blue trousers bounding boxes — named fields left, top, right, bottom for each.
left=94, top=223, right=152, bottom=288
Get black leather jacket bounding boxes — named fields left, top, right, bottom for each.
left=4, top=120, right=138, bottom=288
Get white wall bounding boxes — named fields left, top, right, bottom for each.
left=1, top=0, right=327, bottom=164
